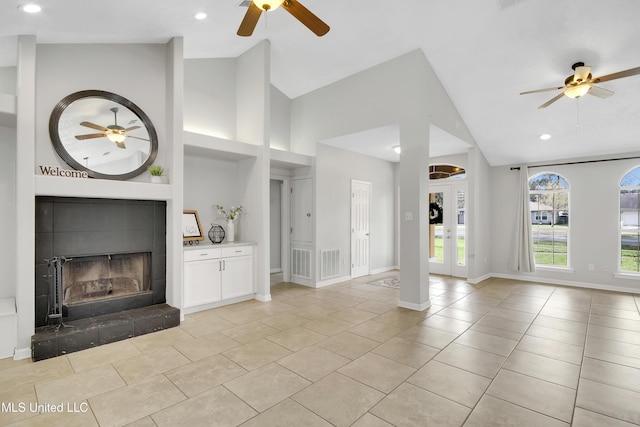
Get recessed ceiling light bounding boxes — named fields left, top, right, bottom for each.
left=195, top=12, right=207, bottom=20
left=539, top=133, right=552, bottom=140
left=20, top=3, right=42, bottom=13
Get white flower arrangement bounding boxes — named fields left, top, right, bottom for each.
left=215, top=205, right=243, bottom=221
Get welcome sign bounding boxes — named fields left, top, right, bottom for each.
left=38, top=165, right=89, bottom=179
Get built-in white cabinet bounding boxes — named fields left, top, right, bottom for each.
left=184, top=247, right=222, bottom=307
left=183, top=244, right=254, bottom=312
left=221, top=246, right=254, bottom=299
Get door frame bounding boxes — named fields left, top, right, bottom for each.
left=429, top=181, right=467, bottom=278
left=271, top=174, right=291, bottom=283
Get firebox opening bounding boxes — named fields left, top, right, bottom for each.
left=62, top=252, right=152, bottom=305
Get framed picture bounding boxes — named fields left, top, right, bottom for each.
left=183, top=210, right=204, bottom=243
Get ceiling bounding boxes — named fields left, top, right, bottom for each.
left=2, top=0, right=640, bottom=166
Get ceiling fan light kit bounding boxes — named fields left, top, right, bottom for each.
left=563, top=84, right=590, bottom=99
left=238, top=0, right=330, bottom=37
left=254, top=0, right=284, bottom=11
left=520, top=61, right=640, bottom=109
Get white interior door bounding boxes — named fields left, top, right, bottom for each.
left=351, top=180, right=371, bottom=278
left=291, top=177, right=312, bottom=242
left=429, top=182, right=467, bottom=277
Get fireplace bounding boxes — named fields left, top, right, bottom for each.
left=63, top=252, right=151, bottom=304
left=32, top=197, right=178, bottom=361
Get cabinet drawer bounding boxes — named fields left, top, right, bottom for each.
left=184, top=247, right=222, bottom=262
left=221, top=246, right=253, bottom=258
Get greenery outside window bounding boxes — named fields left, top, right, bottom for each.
left=619, top=166, right=640, bottom=272
left=529, top=172, right=570, bottom=267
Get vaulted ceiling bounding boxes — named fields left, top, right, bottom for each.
left=2, top=0, right=640, bottom=166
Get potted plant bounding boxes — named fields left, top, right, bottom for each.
left=148, top=165, right=164, bottom=183
left=215, top=205, right=242, bottom=242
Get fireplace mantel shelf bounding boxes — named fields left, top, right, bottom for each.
left=35, top=175, right=173, bottom=201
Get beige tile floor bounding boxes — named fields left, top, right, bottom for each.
left=2, top=273, right=640, bottom=426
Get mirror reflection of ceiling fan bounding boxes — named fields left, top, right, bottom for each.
left=237, top=0, right=329, bottom=37
left=520, top=62, right=640, bottom=109
left=74, top=107, right=146, bottom=149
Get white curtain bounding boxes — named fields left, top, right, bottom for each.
left=509, top=166, right=536, bottom=272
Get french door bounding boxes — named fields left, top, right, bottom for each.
left=429, top=182, right=467, bottom=277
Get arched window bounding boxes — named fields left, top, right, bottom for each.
left=429, top=164, right=466, bottom=180
left=529, top=172, right=570, bottom=267
left=619, top=166, right=640, bottom=272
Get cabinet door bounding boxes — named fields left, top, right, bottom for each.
left=221, top=255, right=254, bottom=300
left=184, top=259, right=221, bottom=307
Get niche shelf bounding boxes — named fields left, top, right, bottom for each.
left=270, top=148, right=313, bottom=170
left=35, top=175, right=172, bottom=201
left=184, top=131, right=258, bottom=160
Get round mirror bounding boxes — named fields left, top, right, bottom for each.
left=49, top=90, right=158, bottom=180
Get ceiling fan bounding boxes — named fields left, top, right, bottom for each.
left=75, top=107, right=143, bottom=149
left=520, top=62, right=640, bottom=109
left=238, top=0, right=330, bottom=37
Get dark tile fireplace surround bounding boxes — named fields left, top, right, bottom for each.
left=32, top=197, right=179, bottom=361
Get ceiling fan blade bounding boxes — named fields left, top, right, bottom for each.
left=80, top=121, right=109, bottom=132
left=115, top=141, right=127, bottom=149
left=587, top=85, right=614, bottom=99
left=592, top=66, right=640, bottom=84
left=124, top=125, right=140, bottom=132
left=573, top=65, right=591, bottom=83
left=520, top=86, right=565, bottom=95
left=282, top=0, right=330, bottom=36
left=237, top=2, right=263, bottom=36
left=75, top=133, right=106, bottom=140
left=538, top=92, right=565, bottom=109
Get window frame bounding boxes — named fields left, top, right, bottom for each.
left=618, top=166, right=640, bottom=275
left=528, top=171, right=571, bottom=269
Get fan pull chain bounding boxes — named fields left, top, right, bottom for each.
left=575, top=98, right=580, bottom=135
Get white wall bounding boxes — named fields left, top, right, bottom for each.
left=0, top=66, right=16, bottom=95
left=0, top=126, right=16, bottom=298
left=491, top=154, right=640, bottom=293
left=183, top=154, right=244, bottom=234
left=468, top=147, right=492, bottom=281
left=316, top=144, right=397, bottom=278
left=183, top=58, right=237, bottom=140
left=35, top=44, right=169, bottom=181
left=270, top=86, right=290, bottom=151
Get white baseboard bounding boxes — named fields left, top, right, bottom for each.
left=371, top=266, right=399, bottom=275
left=398, top=299, right=431, bottom=311
left=316, top=275, right=352, bottom=288
left=255, top=293, right=272, bottom=302
left=290, top=277, right=315, bottom=288
left=13, top=347, right=31, bottom=361
left=466, top=273, right=492, bottom=284
left=270, top=268, right=282, bottom=274
left=183, top=294, right=256, bottom=315
left=490, top=272, right=640, bottom=295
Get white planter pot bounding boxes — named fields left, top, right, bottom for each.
left=150, top=176, right=162, bottom=184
